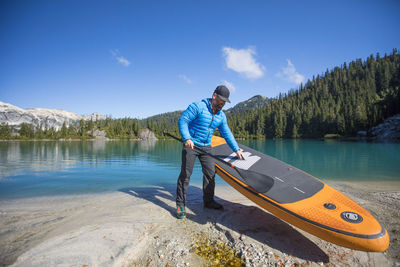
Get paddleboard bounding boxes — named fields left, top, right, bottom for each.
left=211, top=136, right=389, bottom=252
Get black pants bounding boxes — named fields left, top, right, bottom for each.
left=176, top=145, right=215, bottom=206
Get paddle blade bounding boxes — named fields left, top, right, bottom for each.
left=235, top=167, right=274, bottom=193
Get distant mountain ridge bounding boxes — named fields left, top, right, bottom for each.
left=0, top=101, right=106, bottom=130
left=225, top=95, right=271, bottom=115
left=0, top=95, right=265, bottom=133
left=144, top=95, right=269, bottom=121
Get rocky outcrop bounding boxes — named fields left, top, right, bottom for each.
left=92, top=129, right=108, bottom=140
left=139, top=128, right=157, bottom=141
left=0, top=101, right=106, bottom=131
left=367, top=114, right=400, bottom=141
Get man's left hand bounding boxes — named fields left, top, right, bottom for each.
left=236, top=150, right=244, bottom=160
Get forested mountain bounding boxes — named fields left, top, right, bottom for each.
left=143, top=110, right=183, bottom=136
left=227, top=49, right=399, bottom=138
left=141, top=95, right=273, bottom=138
left=1, top=49, right=399, bottom=140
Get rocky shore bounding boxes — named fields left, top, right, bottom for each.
left=357, top=114, right=400, bottom=142
left=0, top=181, right=399, bottom=267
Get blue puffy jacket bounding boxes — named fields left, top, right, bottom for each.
left=178, top=98, right=240, bottom=152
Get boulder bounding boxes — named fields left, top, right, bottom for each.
left=368, top=114, right=400, bottom=141
left=356, top=131, right=367, bottom=140
left=92, top=129, right=108, bottom=140
left=139, top=129, right=157, bottom=141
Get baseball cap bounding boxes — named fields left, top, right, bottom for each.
left=214, top=85, right=231, bottom=103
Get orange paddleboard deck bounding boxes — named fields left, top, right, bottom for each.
left=211, top=136, right=389, bottom=252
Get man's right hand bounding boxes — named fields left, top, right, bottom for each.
left=184, top=139, right=194, bottom=149
left=236, top=150, right=244, bottom=160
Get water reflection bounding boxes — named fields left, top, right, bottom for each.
left=0, top=140, right=181, bottom=178
left=0, top=141, right=78, bottom=178
left=0, top=140, right=186, bottom=199
left=138, top=140, right=156, bottom=151
left=2, top=140, right=400, bottom=181
left=0, top=139, right=399, bottom=199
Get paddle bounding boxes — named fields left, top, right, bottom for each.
left=163, top=131, right=274, bottom=193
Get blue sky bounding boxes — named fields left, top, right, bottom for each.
left=1, top=0, right=399, bottom=119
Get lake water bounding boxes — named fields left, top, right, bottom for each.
left=0, top=139, right=399, bottom=199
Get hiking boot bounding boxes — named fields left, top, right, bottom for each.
left=204, top=200, right=224, bottom=210
left=177, top=204, right=186, bottom=219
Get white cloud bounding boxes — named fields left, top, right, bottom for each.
left=222, top=80, right=236, bottom=92
left=222, top=46, right=265, bottom=80
left=110, top=49, right=131, bottom=67
left=277, top=59, right=305, bottom=85
left=179, top=74, right=192, bottom=84
left=116, top=56, right=131, bottom=67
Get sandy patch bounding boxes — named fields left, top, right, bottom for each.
left=0, top=181, right=399, bottom=266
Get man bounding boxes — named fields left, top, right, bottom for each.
left=176, top=85, right=244, bottom=219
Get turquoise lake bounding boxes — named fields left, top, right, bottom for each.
left=0, top=139, right=399, bottom=199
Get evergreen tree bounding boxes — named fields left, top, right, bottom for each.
left=19, top=123, right=34, bottom=139
left=60, top=122, right=68, bottom=138
left=0, top=123, right=11, bottom=139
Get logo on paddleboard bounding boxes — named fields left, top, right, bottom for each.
left=341, top=212, right=363, bottom=223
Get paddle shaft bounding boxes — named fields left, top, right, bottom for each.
left=164, top=131, right=274, bottom=193
left=163, top=132, right=240, bottom=169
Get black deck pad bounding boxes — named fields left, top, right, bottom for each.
left=212, top=141, right=324, bottom=204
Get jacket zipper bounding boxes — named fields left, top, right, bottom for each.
left=206, top=114, right=215, bottom=143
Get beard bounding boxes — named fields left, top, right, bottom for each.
left=212, top=101, right=223, bottom=112
left=211, top=96, right=225, bottom=113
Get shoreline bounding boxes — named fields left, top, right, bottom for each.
left=0, top=138, right=143, bottom=142
left=0, top=181, right=399, bottom=266
left=1, top=137, right=399, bottom=143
